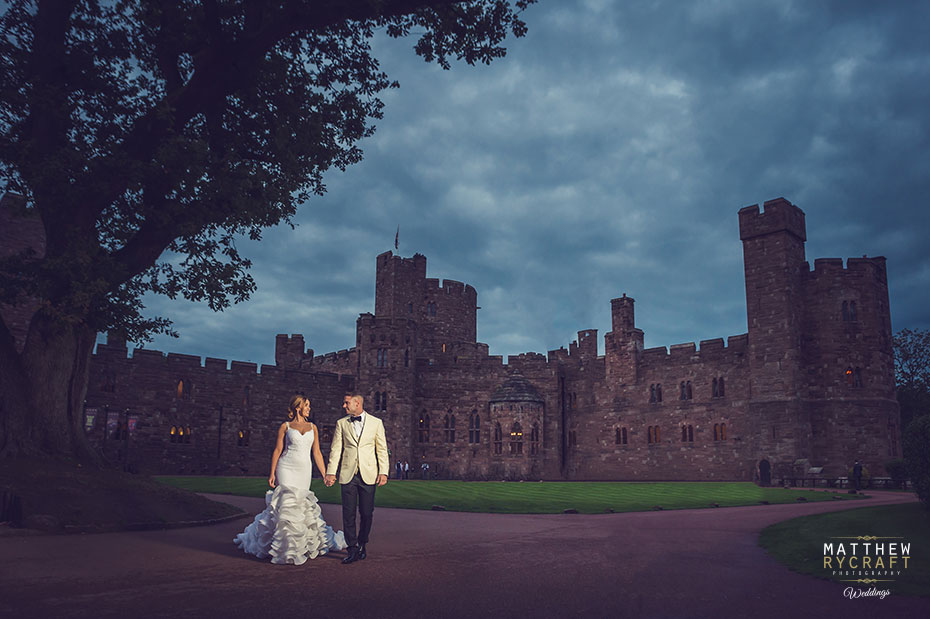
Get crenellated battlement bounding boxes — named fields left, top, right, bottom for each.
left=805, top=256, right=888, bottom=279
left=93, top=342, right=264, bottom=375
left=636, top=334, right=748, bottom=366
left=738, top=197, right=806, bottom=241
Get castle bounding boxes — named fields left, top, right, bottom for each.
left=3, top=195, right=903, bottom=480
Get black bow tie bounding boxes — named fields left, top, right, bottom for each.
left=349, top=416, right=363, bottom=423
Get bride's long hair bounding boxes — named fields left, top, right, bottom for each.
left=287, top=395, right=310, bottom=422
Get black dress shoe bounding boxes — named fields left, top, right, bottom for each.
left=357, top=544, right=367, bottom=560
left=342, top=547, right=359, bottom=564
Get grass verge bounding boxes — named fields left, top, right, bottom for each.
left=156, top=477, right=864, bottom=514
left=0, top=458, right=242, bottom=533
left=759, top=502, right=930, bottom=597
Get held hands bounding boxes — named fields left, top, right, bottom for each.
left=324, top=474, right=336, bottom=487
left=376, top=474, right=387, bottom=487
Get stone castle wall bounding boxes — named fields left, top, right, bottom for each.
left=2, top=192, right=902, bottom=480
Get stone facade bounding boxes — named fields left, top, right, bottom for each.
left=2, top=195, right=902, bottom=479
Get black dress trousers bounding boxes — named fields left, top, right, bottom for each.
left=341, top=472, right=376, bottom=547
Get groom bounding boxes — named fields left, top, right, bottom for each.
left=325, top=393, right=389, bottom=564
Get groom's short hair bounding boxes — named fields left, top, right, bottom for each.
left=345, top=393, right=365, bottom=405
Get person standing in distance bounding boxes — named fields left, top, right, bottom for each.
left=325, top=394, right=389, bottom=564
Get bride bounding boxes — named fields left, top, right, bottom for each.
left=234, top=395, right=347, bottom=564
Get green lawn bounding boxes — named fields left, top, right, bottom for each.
left=759, top=503, right=930, bottom=597
left=155, top=477, right=863, bottom=514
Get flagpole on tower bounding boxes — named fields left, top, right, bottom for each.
left=395, top=225, right=399, bottom=253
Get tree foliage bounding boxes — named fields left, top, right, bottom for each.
left=0, top=0, right=536, bottom=343
left=902, top=415, right=930, bottom=510
left=893, top=328, right=930, bottom=428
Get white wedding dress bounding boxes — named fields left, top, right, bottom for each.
left=234, top=424, right=347, bottom=565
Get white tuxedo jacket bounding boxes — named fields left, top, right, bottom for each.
left=325, top=412, right=389, bottom=485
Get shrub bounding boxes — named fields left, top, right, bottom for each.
left=903, top=416, right=930, bottom=509
left=884, top=458, right=908, bottom=489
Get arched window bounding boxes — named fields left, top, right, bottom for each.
left=170, top=425, right=178, bottom=443
left=530, top=423, right=540, bottom=455
left=243, top=386, right=251, bottom=407
left=718, top=377, right=725, bottom=397
left=656, top=383, right=662, bottom=402
left=679, top=382, right=686, bottom=400
left=842, top=300, right=849, bottom=321
left=720, top=423, right=727, bottom=441
left=418, top=413, right=430, bottom=443
left=681, top=424, right=693, bottom=443
left=444, top=412, right=455, bottom=443
left=404, top=349, right=409, bottom=367
left=850, top=301, right=857, bottom=321
left=510, top=422, right=523, bottom=455
left=845, top=366, right=854, bottom=386
left=714, top=423, right=719, bottom=441
left=854, top=367, right=863, bottom=388
left=381, top=392, right=388, bottom=411
left=649, top=384, right=656, bottom=403
left=493, top=423, right=503, bottom=455
left=185, top=426, right=192, bottom=444
left=469, top=410, right=480, bottom=444
left=686, top=381, right=693, bottom=400
left=712, top=378, right=718, bottom=398
left=176, top=379, right=185, bottom=399
left=648, top=425, right=660, bottom=444
left=408, top=302, right=413, bottom=314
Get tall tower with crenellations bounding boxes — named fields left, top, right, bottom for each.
left=739, top=198, right=812, bottom=474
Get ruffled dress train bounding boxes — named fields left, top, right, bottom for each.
left=233, top=425, right=346, bottom=565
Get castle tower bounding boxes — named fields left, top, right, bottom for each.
left=738, top=198, right=811, bottom=474
left=739, top=197, right=807, bottom=399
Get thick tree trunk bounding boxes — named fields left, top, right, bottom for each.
left=0, top=310, right=100, bottom=464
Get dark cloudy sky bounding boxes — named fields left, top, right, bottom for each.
left=116, top=0, right=930, bottom=366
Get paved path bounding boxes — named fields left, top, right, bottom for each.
left=0, top=491, right=926, bottom=618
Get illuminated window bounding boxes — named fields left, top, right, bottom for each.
left=510, top=422, right=523, bottom=455
left=418, top=412, right=430, bottom=443
left=237, top=429, right=250, bottom=447
left=170, top=426, right=178, bottom=443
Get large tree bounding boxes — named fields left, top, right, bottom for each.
left=0, top=0, right=536, bottom=461
left=894, top=327, right=930, bottom=429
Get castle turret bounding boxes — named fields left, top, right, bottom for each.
left=275, top=334, right=311, bottom=369
left=373, top=251, right=477, bottom=354
left=605, top=294, right=644, bottom=383
left=739, top=198, right=807, bottom=399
